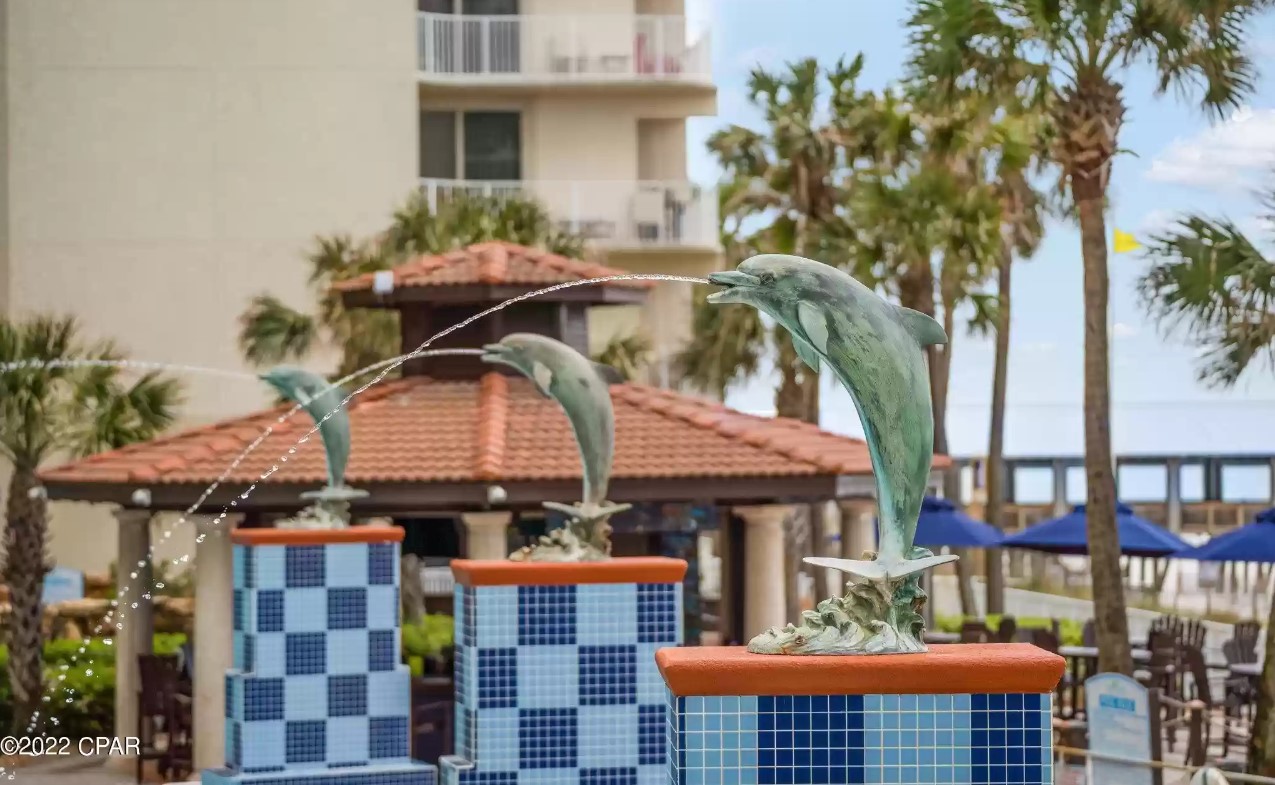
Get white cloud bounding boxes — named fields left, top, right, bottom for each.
left=732, top=45, right=782, bottom=72
left=1146, top=107, right=1275, bottom=193
left=1135, top=209, right=1179, bottom=237
left=1113, top=322, right=1139, bottom=339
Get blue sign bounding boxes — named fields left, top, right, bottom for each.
left=42, top=567, right=84, bottom=605
left=1086, top=673, right=1153, bottom=785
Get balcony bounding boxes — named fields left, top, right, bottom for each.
left=417, top=13, right=712, bottom=87
left=420, top=178, right=718, bottom=252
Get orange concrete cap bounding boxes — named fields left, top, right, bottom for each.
left=452, top=556, right=687, bottom=587
left=231, top=526, right=405, bottom=546
left=657, top=644, right=1065, bottom=696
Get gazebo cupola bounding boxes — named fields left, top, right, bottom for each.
left=333, top=241, right=651, bottom=379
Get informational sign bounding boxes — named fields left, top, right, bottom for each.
left=42, top=566, right=84, bottom=605
left=1085, top=673, right=1154, bottom=785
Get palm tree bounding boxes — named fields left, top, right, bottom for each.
left=907, top=0, right=1270, bottom=675
left=592, top=333, right=653, bottom=382
left=0, top=315, right=181, bottom=730
left=1136, top=187, right=1275, bottom=772
left=239, top=191, right=585, bottom=378
left=689, top=57, right=873, bottom=621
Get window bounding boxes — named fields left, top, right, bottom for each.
left=420, top=111, right=457, bottom=179
left=463, top=112, right=521, bottom=180
left=419, top=111, right=522, bottom=181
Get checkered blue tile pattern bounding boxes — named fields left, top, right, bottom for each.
left=666, top=692, right=1052, bottom=785
left=203, top=538, right=435, bottom=785
left=441, top=580, right=682, bottom=785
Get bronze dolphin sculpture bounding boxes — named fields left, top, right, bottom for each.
left=482, top=334, right=630, bottom=549
left=259, top=366, right=366, bottom=501
left=708, top=254, right=956, bottom=583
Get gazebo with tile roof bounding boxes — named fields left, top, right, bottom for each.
left=40, top=241, right=946, bottom=770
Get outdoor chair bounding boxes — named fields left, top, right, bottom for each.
left=1180, top=645, right=1250, bottom=760
left=1222, top=638, right=1258, bottom=666
left=136, top=654, right=193, bottom=783
left=1082, top=619, right=1097, bottom=647
left=959, top=620, right=992, bottom=643
left=1026, top=628, right=1060, bottom=654
left=412, top=700, right=453, bottom=763
left=996, top=616, right=1018, bottom=643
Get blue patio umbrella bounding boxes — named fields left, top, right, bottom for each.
left=913, top=497, right=1004, bottom=549
left=1182, top=506, right=1275, bottom=563
left=1000, top=502, right=1190, bottom=557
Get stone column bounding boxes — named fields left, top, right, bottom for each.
left=462, top=511, right=512, bottom=560
left=840, top=500, right=876, bottom=561
left=734, top=505, right=790, bottom=638
left=112, top=509, right=153, bottom=753
left=192, top=514, right=237, bottom=771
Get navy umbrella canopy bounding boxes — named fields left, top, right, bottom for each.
left=1182, top=506, right=1275, bottom=563
left=913, top=497, right=1004, bottom=549
left=1000, top=502, right=1190, bottom=557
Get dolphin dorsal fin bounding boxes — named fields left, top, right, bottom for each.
left=531, top=361, right=554, bottom=397
left=896, top=305, right=948, bottom=347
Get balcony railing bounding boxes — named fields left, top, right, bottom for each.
left=417, top=13, right=711, bottom=83
left=420, top=178, right=718, bottom=250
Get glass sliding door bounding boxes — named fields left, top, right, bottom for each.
left=461, top=0, right=519, bottom=74
left=462, top=112, right=521, bottom=181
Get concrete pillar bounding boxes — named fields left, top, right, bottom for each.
left=735, top=505, right=791, bottom=638
left=840, top=500, right=876, bottom=561
left=1167, top=458, right=1183, bottom=534
left=112, top=509, right=153, bottom=752
left=1051, top=460, right=1069, bottom=517
left=462, top=511, right=512, bottom=560
left=193, top=515, right=237, bottom=772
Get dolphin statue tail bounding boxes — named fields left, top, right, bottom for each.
left=543, top=500, right=632, bottom=525
left=803, top=553, right=958, bottom=583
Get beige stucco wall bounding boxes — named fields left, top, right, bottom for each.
left=0, top=0, right=419, bottom=573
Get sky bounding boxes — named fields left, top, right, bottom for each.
left=683, top=0, right=1275, bottom=485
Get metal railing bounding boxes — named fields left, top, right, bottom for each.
left=417, top=12, right=712, bottom=82
left=419, top=177, right=719, bottom=250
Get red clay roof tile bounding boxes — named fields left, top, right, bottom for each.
left=333, top=241, right=653, bottom=294
left=40, top=375, right=922, bottom=489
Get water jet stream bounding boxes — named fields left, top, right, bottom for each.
left=13, top=275, right=707, bottom=750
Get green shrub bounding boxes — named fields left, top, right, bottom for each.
left=401, top=613, right=453, bottom=659
left=934, top=615, right=1084, bottom=646
left=0, top=633, right=186, bottom=737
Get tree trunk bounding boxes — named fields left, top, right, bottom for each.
left=985, top=236, right=1013, bottom=614
left=3, top=467, right=50, bottom=732
left=1249, top=580, right=1275, bottom=774
left=936, top=290, right=975, bottom=617
left=1074, top=183, right=1132, bottom=676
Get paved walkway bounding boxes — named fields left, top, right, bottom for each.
left=5, top=756, right=138, bottom=784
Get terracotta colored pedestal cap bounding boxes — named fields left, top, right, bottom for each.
left=452, top=557, right=688, bottom=587
left=657, top=644, right=1065, bottom=696
left=230, top=526, right=405, bottom=547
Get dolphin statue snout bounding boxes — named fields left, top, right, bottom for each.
left=480, top=343, right=509, bottom=363
left=706, top=270, right=761, bottom=303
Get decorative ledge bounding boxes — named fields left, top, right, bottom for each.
left=657, top=644, right=1066, bottom=696
left=229, top=526, right=404, bottom=546
left=450, top=556, right=688, bottom=586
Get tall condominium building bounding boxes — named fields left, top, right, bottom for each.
left=0, top=0, right=718, bottom=571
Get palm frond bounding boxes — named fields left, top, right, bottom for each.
left=1139, top=213, right=1275, bottom=386
left=238, top=295, right=317, bottom=367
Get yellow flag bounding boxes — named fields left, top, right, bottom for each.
left=1113, top=229, right=1142, bottom=254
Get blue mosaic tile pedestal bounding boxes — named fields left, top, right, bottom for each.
left=442, top=558, right=688, bottom=785
left=657, top=644, right=1066, bottom=785
left=201, top=527, right=437, bottom=785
